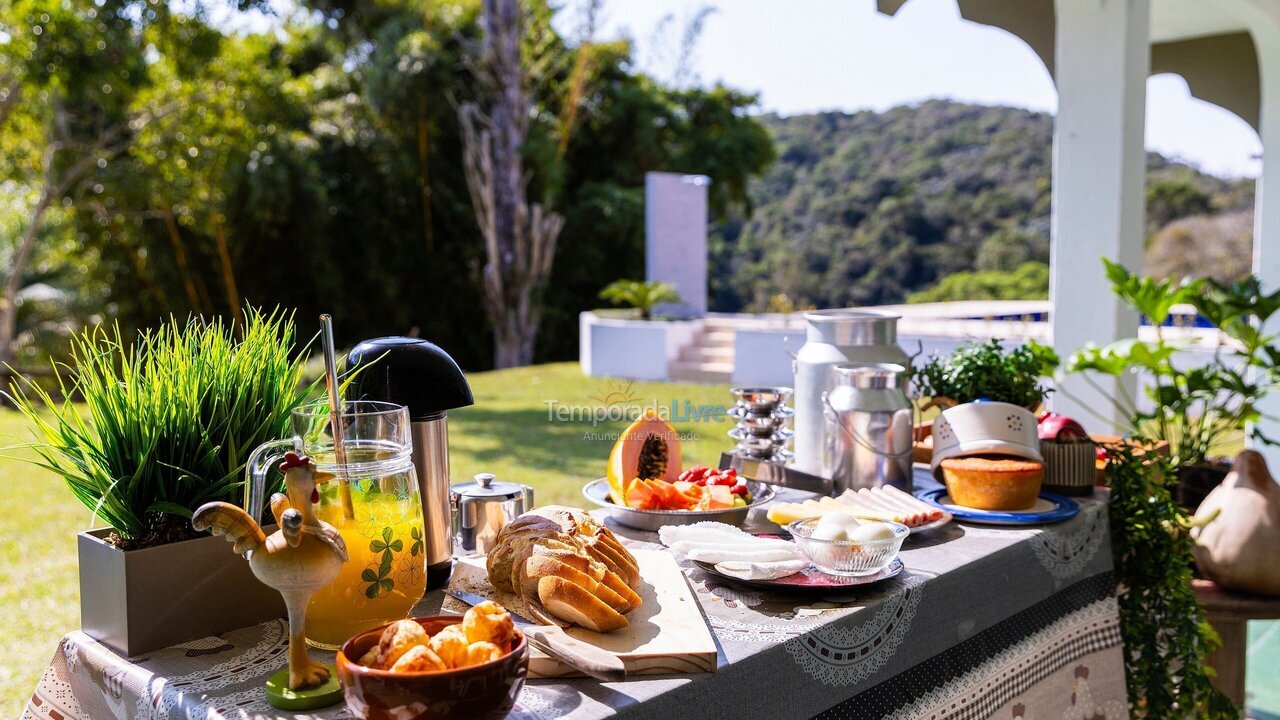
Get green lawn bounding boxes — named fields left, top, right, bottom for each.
left=0, top=363, right=736, bottom=715
left=447, top=363, right=736, bottom=505
left=0, top=410, right=87, bottom=718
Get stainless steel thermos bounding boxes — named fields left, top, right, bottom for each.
left=347, top=337, right=474, bottom=591
left=822, top=362, right=913, bottom=493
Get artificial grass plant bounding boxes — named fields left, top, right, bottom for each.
left=6, top=307, right=316, bottom=548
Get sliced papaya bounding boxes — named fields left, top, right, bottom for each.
left=650, top=480, right=695, bottom=510
left=623, top=478, right=655, bottom=509
left=606, top=410, right=682, bottom=504
left=672, top=480, right=700, bottom=496
left=707, top=485, right=734, bottom=510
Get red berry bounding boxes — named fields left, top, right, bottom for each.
left=730, top=484, right=748, bottom=495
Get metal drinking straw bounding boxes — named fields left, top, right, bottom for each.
left=320, top=314, right=356, bottom=521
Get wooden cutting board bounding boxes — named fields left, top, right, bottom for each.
left=445, top=550, right=718, bottom=677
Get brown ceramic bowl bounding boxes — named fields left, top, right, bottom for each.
left=337, top=616, right=529, bottom=720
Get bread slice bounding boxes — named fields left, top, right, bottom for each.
left=532, top=546, right=607, bottom=581
left=597, top=569, right=642, bottom=612
left=584, top=543, right=635, bottom=586
left=594, top=533, right=641, bottom=587
left=524, top=555, right=631, bottom=613
left=530, top=546, right=641, bottom=612
left=537, top=576, right=629, bottom=632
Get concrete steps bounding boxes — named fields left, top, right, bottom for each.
left=668, top=359, right=733, bottom=384
left=677, top=344, right=735, bottom=363
left=667, top=322, right=737, bottom=383
left=702, top=330, right=736, bottom=347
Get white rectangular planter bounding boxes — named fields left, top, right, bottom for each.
left=78, top=528, right=286, bottom=656
left=580, top=312, right=699, bottom=381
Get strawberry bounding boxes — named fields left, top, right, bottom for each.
left=729, top=484, right=748, bottom=496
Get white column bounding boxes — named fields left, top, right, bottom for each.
left=645, top=172, right=709, bottom=317
left=1252, top=30, right=1280, bottom=468
left=1049, top=0, right=1149, bottom=428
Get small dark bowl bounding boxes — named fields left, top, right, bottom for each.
left=337, top=616, right=529, bottom=720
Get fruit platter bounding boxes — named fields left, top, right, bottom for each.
left=583, top=475, right=775, bottom=531
left=584, top=412, right=775, bottom=530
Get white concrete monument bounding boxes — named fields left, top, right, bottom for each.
left=645, top=171, right=709, bottom=317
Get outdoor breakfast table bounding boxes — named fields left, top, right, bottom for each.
left=26, top=469, right=1128, bottom=720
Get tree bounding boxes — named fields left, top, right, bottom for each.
left=459, top=0, right=565, bottom=368
left=906, top=261, right=1049, bottom=304
left=0, top=0, right=269, bottom=375
left=8, top=0, right=775, bottom=372
left=975, top=228, right=1048, bottom=272
left=1145, top=211, right=1253, bottom=284
left=1146, top=178, right=1214, bottom=236
left=0, top=0, right=147, bottom=375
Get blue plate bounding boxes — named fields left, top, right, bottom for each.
left=916, top=488, right=1080, bottom=525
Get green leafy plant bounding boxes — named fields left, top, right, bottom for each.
left=912, top=338, right=1058, bottom=409
left=5, top=308, right=316, bottom=548
left=598, top=280, right=682, bottom=320
left=1105, top=443, right=1236, bottom=718
left=1063, top=259, right=1280, bottom=466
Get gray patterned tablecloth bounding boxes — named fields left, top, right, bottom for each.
left=25, top=474, right=1128, bottom=720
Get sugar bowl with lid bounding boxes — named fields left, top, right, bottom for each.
left=450, top=473, right=534, bottom=556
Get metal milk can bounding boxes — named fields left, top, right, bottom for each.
left=793, top=310, right=909, bottom=474
left=822, top=363, right=914, bottom=493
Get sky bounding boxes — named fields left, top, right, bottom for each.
left=564, top=0, right=1263, bottom=179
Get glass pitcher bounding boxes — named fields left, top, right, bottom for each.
left=245, top=400, right=427, bottom=649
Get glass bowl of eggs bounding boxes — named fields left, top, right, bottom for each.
left=788, top=512, right=909, bottom=577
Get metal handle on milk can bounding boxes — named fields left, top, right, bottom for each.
left=823, top=393, right=915, bottom=460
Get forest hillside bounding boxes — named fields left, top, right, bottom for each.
left=709, top=100, right=1255, bottom=311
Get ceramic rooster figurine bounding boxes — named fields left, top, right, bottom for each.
left=193, top=452, right=348, bottom=699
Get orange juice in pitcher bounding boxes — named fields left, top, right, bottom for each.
left=244, top=401, right=428, bottom=649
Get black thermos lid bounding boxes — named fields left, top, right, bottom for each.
left=347, top=337, right=474, bottom=421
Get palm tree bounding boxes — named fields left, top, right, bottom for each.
left=598, top=280, right=682, bottom=320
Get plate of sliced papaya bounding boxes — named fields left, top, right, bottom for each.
left=586, top=407, right=773, bottom=530
left=587, top=410, right=775, bottom=531
left=582, top=476, right=776, bottom=532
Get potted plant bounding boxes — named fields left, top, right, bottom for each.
left=6, top=308, right=316, bottom=655
left=598, top=279, right=682, bottom=320
left=1105, top=443, right=1236, bottom=718
left=1063, top=260, right=1280, bottom=509
left=912, top=337, right=1058, bottom=411
left=909, top=339, right=1058, bottom=461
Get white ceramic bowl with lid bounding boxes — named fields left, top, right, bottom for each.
left=929, top=401, right=1043, bottom=478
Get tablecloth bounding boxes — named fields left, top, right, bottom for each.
left=25, top=475, right=1128, bottom=720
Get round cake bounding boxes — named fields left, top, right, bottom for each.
left=939, top=454, right=1044, bottom=510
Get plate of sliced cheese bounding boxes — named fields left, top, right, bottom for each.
left=766, top=485, right=952, bottom=534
